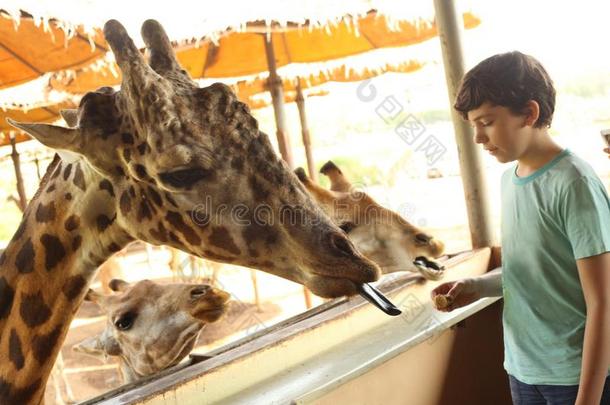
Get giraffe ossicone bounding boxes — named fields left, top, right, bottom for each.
left=1, top=19, right=380, bottom=404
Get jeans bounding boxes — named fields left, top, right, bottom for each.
left=509, top=375, right=610, bottom=405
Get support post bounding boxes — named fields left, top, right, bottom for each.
left=295, top=79, right=318, bottom=183
left=9, top=133, right=27, bottom=212
left=433, top=0, right=495, bottom=248
left=263, top=34, right=294, bottom=168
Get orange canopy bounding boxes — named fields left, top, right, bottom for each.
left=0, top=10, right=107, bottom=90
left=50, top=11, right=479, bottom=94
left=0, top=101, right=76, bottom=147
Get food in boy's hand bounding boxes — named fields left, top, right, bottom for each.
left=433, top=294, right=453, bottom=309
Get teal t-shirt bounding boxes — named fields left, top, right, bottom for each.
left=501, top=149, right=610, bottom=385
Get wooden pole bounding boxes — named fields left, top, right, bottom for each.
left=263, top=34, right=294, bottom=168
left=295, top=78, right=318, bottom=183
left=9, top=133, right=27, bottom=212
left=433, top=0, right=495, bottom=248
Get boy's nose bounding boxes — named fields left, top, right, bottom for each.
left=473, top=127, right=488, bottom=144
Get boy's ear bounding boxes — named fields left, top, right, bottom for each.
left=523, top=100, right=541, bottom=127
left=73, top=329, right=121, bottom=357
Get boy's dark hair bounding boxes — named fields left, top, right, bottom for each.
left=454, top=51, right=555, bottom=128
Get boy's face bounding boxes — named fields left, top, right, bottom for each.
left=467, top=102, right=531, bottom=163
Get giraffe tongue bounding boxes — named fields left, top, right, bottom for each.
left=357, top=283, right=402, bottom=316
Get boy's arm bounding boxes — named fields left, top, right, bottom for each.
left=575, top=252, right=610, bottom=405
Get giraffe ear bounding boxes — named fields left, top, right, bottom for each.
left=6, top=118, right=81, bottom=152
left=73, top=329, right=122, bottom=357
left=60, top=109, right=79, bottom=127
left=109, top=279, right=130, bottom=292
left=320, top=161, right=352, bottom=192
left=294, top=167, right=309, bottom=183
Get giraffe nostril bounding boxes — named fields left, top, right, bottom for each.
left=329, top=233, right=356, bottom=257
left=415, top=233, right=432, bottom=245
left=190, top=286, right=209, bottom=299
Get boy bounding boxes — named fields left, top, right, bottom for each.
left=431, top=51, right=610, bottom=405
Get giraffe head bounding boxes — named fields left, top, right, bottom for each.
left=7, top=19, right=380, bottom=298
left=295, top=161, right=445, bottom=279
left=74, top=279, right=230, bottom=382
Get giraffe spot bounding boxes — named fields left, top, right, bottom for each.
left=36, top=201, right=56, bottom=223
left=115, top=166, right=126, bottom=177
left=0, top=277, right=15, bottom=319
left=249, top=175, right=270, bottom=202
left=165, top=192, right=178, bottom=208
left=137, top=200, right=153, bottom=222
left=165, top=211, right=202, bottom=246
left=168, top=231, right=180, bottom=244
left=231, top=156, right=244, bottom=171
left=129, top=186, right=136, bottom=198
left=72, top=235, right=82, bottom=251
left=64, top=163, right=74, bottom=180
left=123, top=148, right=132, bottom=162
left=120, top=190, right=132, bottom=215
left=64, top=215, right=80, bottom=232
left=15, top=238, right=35, bottom=273
left=20, top=291, right=51, bottom=327
left=135, top=164, right=148, bottom=180
left=137, top=142, right=149, bottom=156
left=209, top=226, right=241, bottom=256
left=107, top=243, right=121, bottom=253
left=203, top=250, right=235, bottom=262
left=242, top=222, right=279, bottom=249
left=40, top=234, right=66, bottom=271
left=65, top=192, right=73, bottom=200
left=46, top=183, right=56, bottom=193
left=62, top=275, right=87, bottom=300
left=32, top=325, right=62, bottom=364
left=121, top=132, right=135, bottom=144
left=261, top=260, right=275, bottom=269
left=149, top=222, right=168, bottom=243
left=9, top=329, right=24, bottom=370
left=99, top=179, right=115, bottom=197
left=0, top=251, right=4, bottom=265
left=97, top=214, right=116, bottom=232
left=0, top=377, right=42, bottom=405
left=147, top=187, right=163, bottom=207
left=73, top=163, right=86, bottom=191
left=51, top=162, right=63, bottom=179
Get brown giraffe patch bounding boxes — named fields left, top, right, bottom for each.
left=137, top=142, right=149, bottom=155
left=73, top=163, right=86, bottom=191
left=64, top=215, right=80, bottom=232
left=231, top=156, right=244, bottom=171
left=62, top=275, right=87, bottom=300
left=209, top=226, right=241, bottom=255
left=46, top=183, right=56, bottom=193
left=137, top=200, right=153, bottom=221
left=120, top=190, right=132, bottom=215
left=15, top=238, right=35, bottom=273
left=165, top=192, right=178, bottom=208
left=63, top=163, right=73, bottom=180
left=51, top=162, right=62, bottom=180
left=0, top=250, right=4, bottom=265
left=0, top=277, right=15, bottom=319
left=40, top=234, right=66, bottom=271
left=0, top=377, right=42, bottom=404
left=72, top=235, right=82, bottom=251
left=123, top=148, right=132, bottom=162
left=65, top=192, right=73, bottom=200
left=107, top=243, right=121, bottom=253
left=97, top=214, right=116, bottom=232
left=149, top=221, right=168, bottom=243
left=242, top=222, right=279, bottom=249
left=121, top=132, right=135, bottom=144
left=129, top=186, right=136, bottom=198
left=249, top=175, right=270, bottom=202
left=19, top=291, right=51, bottom=327
left=35, top=201, right=56, bottom=223
left=203, top=250, right=235, bottom=262
left=32, top=325, right=62, bottom=364
left=165, top=211, right=202, bottom=246
left=99, top=179, right=115, bottom=197
left=135, top=164, right=148, bottom=180
left=9, top=329, right=24, bottom=370
left=147, top=186, right=163, bottom=207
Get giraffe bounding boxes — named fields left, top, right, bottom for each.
left=74, top=278, right=230, bottom=383
left=0, top=19, right=379, bottom=404
left=295, top=161, right=445, bottom=279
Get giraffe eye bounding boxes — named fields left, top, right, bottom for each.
left=115, top=312, right=136, bottom=331
left=159, top=168, right=212, bottom=188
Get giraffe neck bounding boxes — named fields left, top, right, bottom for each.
left=0, top=155, right=132, bottom=404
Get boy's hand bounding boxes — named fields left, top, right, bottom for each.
left=431, top=278, right=481, bottom=312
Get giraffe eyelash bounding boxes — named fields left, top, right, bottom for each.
left=159, top=167, right=212, bottom=188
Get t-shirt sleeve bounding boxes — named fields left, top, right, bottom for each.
left=562, top=176, right=610, bottom=259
